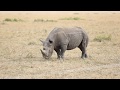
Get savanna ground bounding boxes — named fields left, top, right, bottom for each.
left=0, top=11, right=120, bottom=79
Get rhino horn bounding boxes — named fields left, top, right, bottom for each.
left=40, top=49, right=45, bottom=55
left=40, top=49, right=46, bottom=58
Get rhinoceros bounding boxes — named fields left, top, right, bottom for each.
left=40, top=27, right=89, bottom=60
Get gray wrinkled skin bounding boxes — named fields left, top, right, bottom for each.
left=40, top=27, right=89, bottom=60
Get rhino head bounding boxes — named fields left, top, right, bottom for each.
left=40, top=39, right=54, bottom=59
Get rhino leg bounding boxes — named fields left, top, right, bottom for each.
left=54, top=49, right=61, bottom=59
left=78, top=41, right=87, bottom=59
left=85, top=53, right=88, bottom=58
left=61, top=45, right=67, bottom=60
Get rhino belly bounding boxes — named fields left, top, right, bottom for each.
left=67, top=34, right=83, bottom=50
left=67, top=41, right=80, bottom=50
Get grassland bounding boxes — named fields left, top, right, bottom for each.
left=0, top=11, right=120, bottom=79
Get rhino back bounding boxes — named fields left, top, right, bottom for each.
left=62, top=27, right=85, bottom=50
left=46, top=27, right=62, bottom=41
left=46, top=27, right=88, bottom=50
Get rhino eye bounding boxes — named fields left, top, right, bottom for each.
left=49, top=39, right=53, bottom=43
left=43, top=48, right=46, bottom=50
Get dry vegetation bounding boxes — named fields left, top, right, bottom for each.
left=0, top=11, right=120, bottom=79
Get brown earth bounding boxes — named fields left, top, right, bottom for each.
left=0, top=11, right=120, bottom=79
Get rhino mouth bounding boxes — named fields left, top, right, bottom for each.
left=40, top=49, right=49, bottom=59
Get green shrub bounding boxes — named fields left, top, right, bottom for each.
left=93, top=34, right=111, bottom=42
left=4, top=18, right=12, bottom=21
left=59, top=17, right=81, bottom=20
left=4, top=18, right=24, bottom=22
left=13, top=19, right=17, bottom=22
left=34, top=19, right=44, bottom=22
left=46, top=19, right=57, bottom=22
left=34, top=19, right=57, bottom=22
left=73, top=17, right=80, bottom=20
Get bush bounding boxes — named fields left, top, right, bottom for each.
left=34, top=19, right=57, bottom=22
left=4, top=18, right=12, bottom=21
left=46, top=19, right=57, bottom=22
left=4, top=18, right=24, bottom=22
left=93, top=34, right=111, bottom=42
left=73, top=17, right=80, bottom=20
left=34, top=19, right=44, bottom=22
left=59, top=17, right=81, bottom=20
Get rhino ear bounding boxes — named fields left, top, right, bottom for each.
left=49, top=39, right=53, bottom=44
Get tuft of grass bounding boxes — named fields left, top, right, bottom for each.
left=3, top=18, right=24, bottom=22
left=93, top=34, right=111, bottom=42
left=28, top=42, right=36, bottom=45
left=34, top=19, right=57, bottom=22
left=46, top=19, right=57, bottom=22
left=26, top=52, right=35, bottom=58
left=4, top=18, right=12, bottom=21
left=34, top=19, right=44, bottom=22
left=43, top=29, right=47, bottom=33
left=59, top=17, right=83, bottom=20
left=1, top=22, right=6, bottom=25
left=73, top=17, right=80, bottom=20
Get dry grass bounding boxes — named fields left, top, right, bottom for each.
left=0, top=11, right=120, bottom=79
